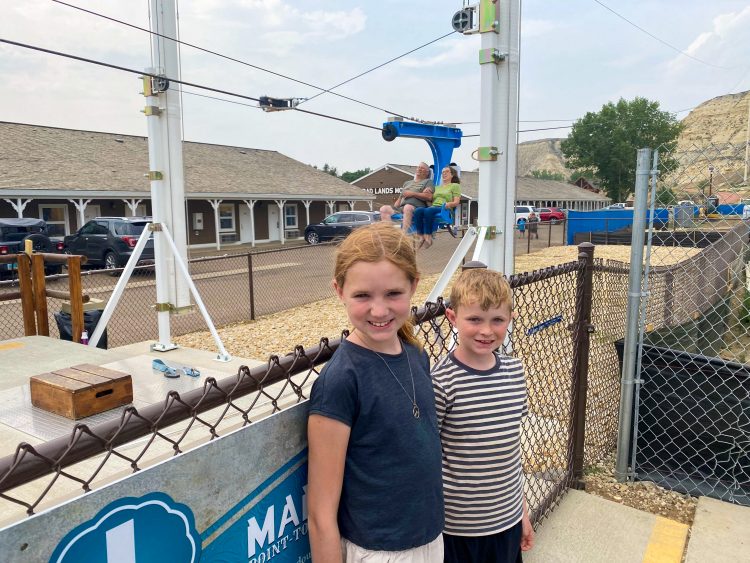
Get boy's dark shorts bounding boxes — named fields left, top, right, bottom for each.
left=443, top=521, right=522, bottom=563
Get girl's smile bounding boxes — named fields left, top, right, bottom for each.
left=334, top=259, right=417, bottom=354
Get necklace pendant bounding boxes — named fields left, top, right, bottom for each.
left=413, top=404, right=420, bottom=418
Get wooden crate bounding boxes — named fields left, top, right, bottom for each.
left=30, top=364, right=133, bottom=420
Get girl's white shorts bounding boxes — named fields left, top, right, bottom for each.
left=341, top=534, right=443, bottom=563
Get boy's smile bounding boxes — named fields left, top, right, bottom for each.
left=446, top=302, right=511, bottom=370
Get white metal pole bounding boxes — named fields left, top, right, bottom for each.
left=144, top=66, right=176, bottom=351
left=744, top=94, right=750, bottom=184
left=89, top=225, right=153, bottom=348
left=161, top=224, right=231, bottom=361
left=150, top=0, right=190, bottom=309
left=476, top=0, right=521, bottom=276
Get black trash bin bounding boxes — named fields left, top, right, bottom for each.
left=55, top=309, right=108, bottom=349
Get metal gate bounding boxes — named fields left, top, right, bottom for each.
left=623, top=142, right=750, bottom=505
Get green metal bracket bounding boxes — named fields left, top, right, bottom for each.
left=479, top=48, right=505, bottom=65
left=154, top=302, right=174, bottom=312
left=148, top=223, right=162, bottom=232
left=142, top=105, right=162, bottom=116
left=141, top=75, right=153, bottom=97
left=479, top=0, right=498, bottom=33
left=476, top=147, right=500, bottom=161
left=147, top=171, right=163, bottom=181
left=485, top=226, right=497, bottom=240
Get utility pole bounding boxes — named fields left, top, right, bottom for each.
left=143, top=0, right=191, bottom=351
left=475, top=0, right=521, bottom=275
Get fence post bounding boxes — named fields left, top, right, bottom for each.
left=615, top=147, right=652, bottom=481
left=17, top=254, right=36, bottom=336
left=248, top=252, right=256, bottom=321
left=67, top=255, right=84, bottom=343
left=548, top=221, right=552, bottom=248
left=31, top=254, right=49, bottom=336
left=569, top=241, right=595, bottom=489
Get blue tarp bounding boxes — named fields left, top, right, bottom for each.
left=716, top=204, right=744, bottom=215
left=566, top=209, right=669, bottom=245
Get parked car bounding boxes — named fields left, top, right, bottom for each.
left=537, top=207, right=565, bottom=223
left=304, top=211, right=381, bottom=244
left=63, top=217, right=154, bottom=270
left=514, top=205, right=538, bottom=223
left=0, top=218, right=64, bottom=278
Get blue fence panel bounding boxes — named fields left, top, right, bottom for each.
left=566, top=209, right=669, bottom=245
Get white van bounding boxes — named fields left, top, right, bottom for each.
left=514, top=205, right=537, bottom=223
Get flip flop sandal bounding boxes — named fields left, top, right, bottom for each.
left=152, top=359, right=201, bottom=378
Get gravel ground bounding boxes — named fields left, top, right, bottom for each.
left=173, top=244, right=701, bottom=524
left=583, top=453, right=698, bottom=525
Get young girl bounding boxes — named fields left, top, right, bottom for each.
left=307, top=222, right=444, bottom=562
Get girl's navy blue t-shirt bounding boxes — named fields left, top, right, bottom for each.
left=308, top=338, right=444, bottom=551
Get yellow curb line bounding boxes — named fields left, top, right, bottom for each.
left=642, top=516, right=689, bottom=562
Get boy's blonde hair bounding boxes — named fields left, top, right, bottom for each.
left=449, top=269, right=512, bottom=312
left=334, top=222, right=420, bottom=348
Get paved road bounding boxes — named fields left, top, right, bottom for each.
left=0, top=224, right=565, bottom=347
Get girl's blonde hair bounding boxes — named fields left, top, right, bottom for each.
left=334, top=222, right=421, bottom=348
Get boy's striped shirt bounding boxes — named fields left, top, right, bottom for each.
left=432, top=352, right=527, bottom=536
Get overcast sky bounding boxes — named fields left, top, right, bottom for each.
left=2, top=0, right=749, bottom=174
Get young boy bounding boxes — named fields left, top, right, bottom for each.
left=432, top=268, right=534, bottom=562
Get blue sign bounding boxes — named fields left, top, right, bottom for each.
left=201, top=450, right=310, bottom=563
left=50, top=492, right=201, bottom=563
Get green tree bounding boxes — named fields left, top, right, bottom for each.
left=340, top=168, right=372, bottom=183
left=654, top=185, right=677, bottom=206
left=561, top=97, right=682, bottom=202
left=530, top=169, right=566, bottom=182
left=321, top=163, right=338, bottom=177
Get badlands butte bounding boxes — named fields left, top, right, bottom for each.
left=517, top=90, right=750, bottom=196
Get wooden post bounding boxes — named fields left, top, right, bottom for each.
left=17, top=254, right=36, bottom=336
left=569, top=242, right=596, bottom=489
left=31, top=254, right=49, bottom=336
left=67, top=255, right=84, bottom=343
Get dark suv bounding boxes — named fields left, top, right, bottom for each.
left=63, top=217, right=154, bottom=270
left=0, top=218, right=65, bottom=278
left=304, top=211, right=381, bottom=244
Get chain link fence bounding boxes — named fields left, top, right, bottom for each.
left=0, top=233, right=469, bottom=346
left=626, top=142, right=750, bottom=505
left=0, top=247, right=622, bottom=530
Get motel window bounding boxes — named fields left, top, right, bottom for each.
left=39, top=204, right=70, bottom=236
left=219, top=203, right=235, bottom=232
left=284, top=204, right=298, bottom=229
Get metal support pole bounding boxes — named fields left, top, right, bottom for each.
left=475, top=0, right=521, bottom=275
left=615, top=147, right=652, bottom=481
left=89, top=225, right=153, bottom=348
left=248, top=252, right=256, bottom=321
left=569, top=242, right=595, bottom=488
left=150, top=0, right=190, bottom=309
left=144, top=66, right=176, bottom=352
left=160, top=224, right=231, bottom=361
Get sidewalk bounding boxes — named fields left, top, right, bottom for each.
left=526, top=489, right=750, bottom=563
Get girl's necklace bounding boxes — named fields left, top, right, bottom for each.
left=373, top=346, right=420, bottom=419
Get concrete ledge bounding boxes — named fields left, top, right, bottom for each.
left=685, top=496, right=750, bottom=563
